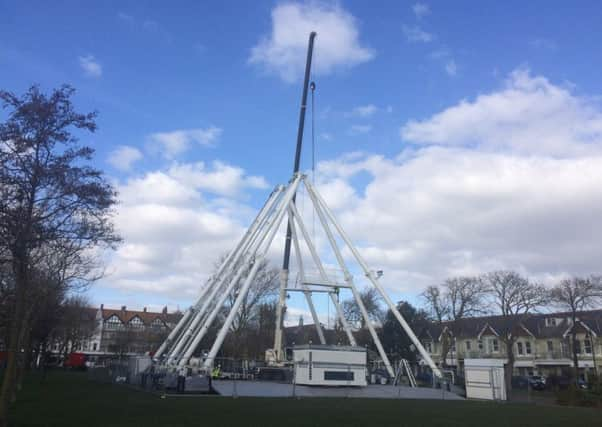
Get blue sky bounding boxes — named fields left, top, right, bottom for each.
left=2, top=1, right=602, bottom=322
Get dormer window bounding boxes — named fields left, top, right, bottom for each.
left=129, top=316, right=144, bottom=328
left=106, top=315, right=123, bottom=329
left=545, top=317, right=557, bottom=327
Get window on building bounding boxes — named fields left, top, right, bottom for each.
left=451, top=341, right=456, bottom=352
left=525, top=342, right=532, bottom=355
left=547, top=341, right=553, bottom=353
left=465, top=341, right=472, bottom=351
left=491, top=338, right=499, bottom=352
left=129, top=316, right=144, bottom=328
left=584, top=339, right=592, bottom=354
left=517, top=342, right=524, bottom=355
left=545, top=317, right=557, bottom=327
left=575, top=340, right=582, bottom=354
left=93, top=343, right=97, bottom=351
left=478, top=340, right=483, bottom=351
left=424, top=341, right=432, bottom=353
left=152, top=318, right=166, bottom=329
left=106, top=315, right=123, bottom=329
left=324, top=371, right=354, bottom=381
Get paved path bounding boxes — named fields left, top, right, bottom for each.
left=212, top=380, right=463, bottom=400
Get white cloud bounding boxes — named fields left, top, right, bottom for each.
left=349, top=124, right=372, bottom=134
left=530, top=38, right=557, bottom=50
left=413, top=3, right=431, bottom=19
left=249, top=2, right=374, bottom=82
left=103, top=161, right=269, bottom=300
left=401, top=68, right=602, bottom=156
left=108, top=146, right=143, bottom=171
left=148, top=127, right=222, bottom=158
left=315, top=148, right=602, bottom=295
left=168, top=161, right=269, bottom=197
left=347, top=104, right=378, bottom=118
left=445, top=60, right=457, bottom=76
left=306, top=69, right=602, bottom=296
left=78, top=55, right=102, bottom=78
left=402, top=25, right=434, bottom=43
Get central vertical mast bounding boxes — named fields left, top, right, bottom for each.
left=273, top=31, right=317, bottom=361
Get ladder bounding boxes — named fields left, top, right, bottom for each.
left=395, top=359, right=417, bottom=388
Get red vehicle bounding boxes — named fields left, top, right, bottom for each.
left=64, top=352, right=87, bottom=369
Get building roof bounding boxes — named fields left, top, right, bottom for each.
left=417, top=309, right=602, bottom=342
left=100, top=305, right=182, bottom=326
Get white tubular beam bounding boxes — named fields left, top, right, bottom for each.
left=167, top=186, right=286, bottom=365
left=305, top=178, right=442, bottom=379
left=176, top=186, right=290, bottom=366
left=329, top=293, right=357, bottom=346
left=302, top=181, right=394, bottom=378
left=177, top=260, right=250, bottom=367
left=288, top=202, right=356, bottom=346
left=289, top=216, right=326, bottom=344
left=153, top=307, right=192, bottom=361
left=203, top=175, right=302, bottom=369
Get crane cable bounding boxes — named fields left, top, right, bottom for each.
left=310, top=80, right=328, bottom=328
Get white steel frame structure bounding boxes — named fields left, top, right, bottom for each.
left=154, top=173, right=442, bottom=379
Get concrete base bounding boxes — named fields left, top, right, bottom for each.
left=212, top=380, right=463, bottom=400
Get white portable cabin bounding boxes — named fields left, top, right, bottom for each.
left=464, top=358, right=507, bottom=400
left=293, top=345, right=367, bottom=387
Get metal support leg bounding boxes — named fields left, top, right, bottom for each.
left=288, top=203, right=356, bottom=346
left=302, top=181, right=394, bottom=378
left=305, top=178, right=442, bottom=378
left=289, top=217, right=326, bottom=344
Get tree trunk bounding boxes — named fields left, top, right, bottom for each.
left=0, top=262, right=27, bottom=427
left=504, top=339, right=515, bottom=396
left=16, top=322, right=32, bottom=392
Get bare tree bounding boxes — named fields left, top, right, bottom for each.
left=482, top=271, right=548, bottom=392
left=0, top=85, right=119, bottom=426
left=422, top=285, right=448, bottom=323
left=421, top=277, right=487, bottom=367
left=226, top=258, right=279, bottom=334
left=550, top=275, right=602, bottom=381
left=342, top=288, right=384, bottom=329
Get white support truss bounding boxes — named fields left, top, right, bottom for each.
left=155, top=173, right=442, bottom=379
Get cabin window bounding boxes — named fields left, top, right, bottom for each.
left=324, top=371, right=354, bottom=381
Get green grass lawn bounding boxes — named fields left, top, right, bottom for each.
left=8, top=371, right=600, bottom=427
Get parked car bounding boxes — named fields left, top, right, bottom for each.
left=528, top=375, right=546, bottom=390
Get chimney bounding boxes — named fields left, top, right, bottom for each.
left=143, top=307, right=147, bottom=313
left=162, top=306, right=168, bottom=314
left=298, top=315, right=304, bottom=327
left=100, top=304, right=104, bottom=310
left=121, top=305, right=126, bottom=312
